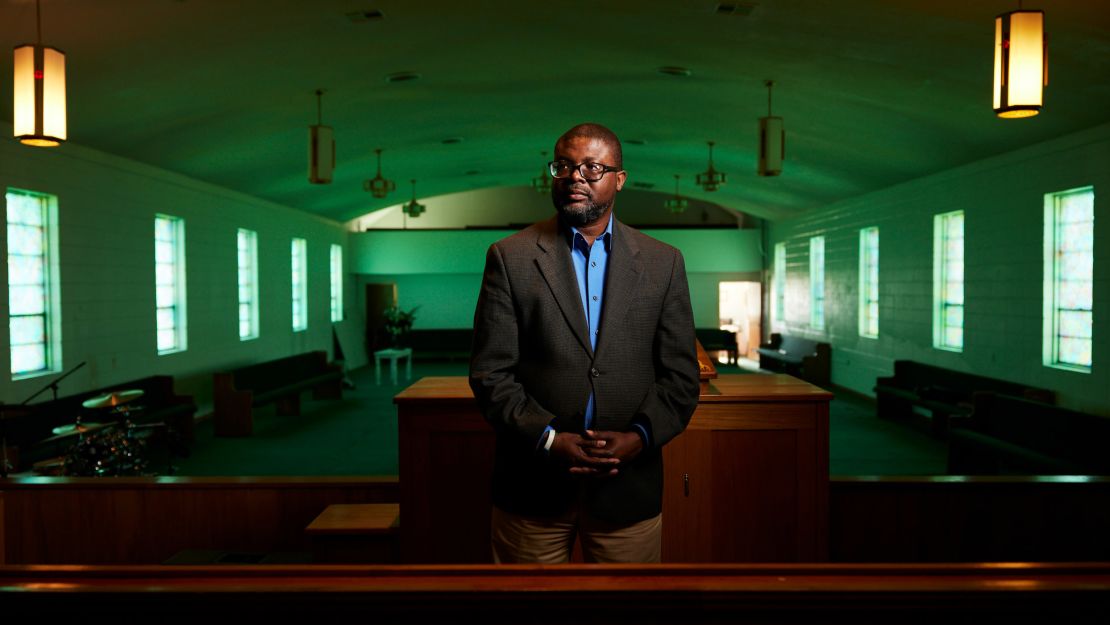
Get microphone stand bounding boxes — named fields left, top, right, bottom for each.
left=0, top=362, right=87, bottom=478
left=20, top=361, right=87, bottom=405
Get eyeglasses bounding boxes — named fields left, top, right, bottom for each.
left=548, top=160, right=621, bottom=182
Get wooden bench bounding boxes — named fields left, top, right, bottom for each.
left=756, top=333, right=830, bottom=386
left=4, top=375, right=196, bottom=471
left=830, top=475, right=1110, bottom=562
left=406, top=328, right=473, bottom=361
left=947, top=393, right=1110, bottom=475
left=874, top=360, right=1054, bottom=437
left=695, top=328, right=738, bottom=364
left=305, top=503, right=400, bottom=563
left=213, top=351, right=342, bottom=437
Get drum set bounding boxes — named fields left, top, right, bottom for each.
left=42, top=389, right=164, bottom=477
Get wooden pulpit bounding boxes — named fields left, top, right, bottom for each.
left=395, top=370, right=831, bottom=563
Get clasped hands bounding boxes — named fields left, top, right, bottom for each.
left=550, top=429, right=643, bottom=476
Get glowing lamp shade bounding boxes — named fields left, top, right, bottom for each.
left=758, top=116, right=784, bottom=176
left=993, top=10, right=1046, bottom=119
left=13, top=44, right=67, bottom=146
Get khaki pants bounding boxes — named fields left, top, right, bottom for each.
left=491, top=504, right=662, bottom=564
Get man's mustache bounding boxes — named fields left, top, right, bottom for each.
left=558, top=185, right=591, bottom=197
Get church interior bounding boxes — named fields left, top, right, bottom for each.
left=1, top=0, right=1109, bottom=620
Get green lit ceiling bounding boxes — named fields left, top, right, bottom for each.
left=2, top=0, right=1108, bottom=223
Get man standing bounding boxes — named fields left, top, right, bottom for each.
left=469, top=123, right=700, bottom=563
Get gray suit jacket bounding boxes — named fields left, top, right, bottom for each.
left=469, top=215, right=699, bottom=523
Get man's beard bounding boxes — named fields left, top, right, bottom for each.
left=552, top=189, right=612, bottom=227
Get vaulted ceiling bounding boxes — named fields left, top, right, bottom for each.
left=2, top=0, right=1108, bottom=223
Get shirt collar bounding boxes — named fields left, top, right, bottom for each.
left=565, top=213, right=614, bottom=253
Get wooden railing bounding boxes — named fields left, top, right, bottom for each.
left=5, top=475, right=1109, bottom=566
left=0, top=476, right=397, bottom=564
left=1, top=563, right=1107, bottom=623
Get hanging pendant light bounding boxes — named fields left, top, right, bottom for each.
left=363, top=148, right=396, bottom=198
left=758, top=80, right=785, bottom=176
left=664, top=175, right=688, bottom=214
left=308, top=89, right=335, bottom=184
left=530, top=151, right=552, bottom=194
left=696, top=141, right=726, bottom=192
left=403, top=179, right=426, bottom=220
left=993, top=5, right=1047, bottom=118
left=13, top=0, right=66, bottom=147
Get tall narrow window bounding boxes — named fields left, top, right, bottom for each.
left=238, top=229, right=259, bottom=340
left=6, top=188, right=61, bottom=377
left=809, top=236, right=825, bottom=330
left=1044, top=187, right=1094, bottom=372
left=292, top=238, right=307, bottom=331
left=155, top=214, right=187, bottom=354
left=933, top=210, right=964, bottom=351
left=858, top=227, right=879, bottom=338
left=330, top=244, right=343, bottom=323
left=773, top=242, right=786, bottom=326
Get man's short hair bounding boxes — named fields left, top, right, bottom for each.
left=557, top=123, right=623, bottom=169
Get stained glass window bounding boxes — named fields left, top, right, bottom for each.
left=1044, top=187, right=1094, bottom=372
left=7, top=188, right=60, bottom=377
left=809, top=236, right=825, bottom=330
left=155, top=214, right=187, bottom=354
left=773, top=242, right=786, bottom=326
left=858, top=227, right=879, bottom=338
left=292, top=238, right=307, bottom=331
left=933, top=210, right=964, bottom=351
left=238, top=229, right=259, bottom=340
left=330, top=244, right=343, bottom=323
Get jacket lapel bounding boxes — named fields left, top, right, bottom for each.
left=534, top=218, right=593, bottom=357
left=595, top=219, right=642, bottom=359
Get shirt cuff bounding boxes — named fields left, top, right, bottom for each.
left=537, top=425, right=556, bottom=455
left=631, top=420, right=652, bottom=450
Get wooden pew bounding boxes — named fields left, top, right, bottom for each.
left=2, top=563, right=1108, bottom=623
left=0, top=477, right=397, bottom=564
left=874, top=360, right=1054, bottom=437
left=695, top=328, right=739, bottom=364
left=756, top=333, right=831, bottom=386
left=829, top=476, right=1110, bottom=562
left=213, top=351, right=343, bottom=437
left=948, top=394, right=1110, bottom=475
left=406, top=328, right=473, bottom=361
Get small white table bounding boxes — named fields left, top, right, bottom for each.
left=374, top=348, right=413, bottom=385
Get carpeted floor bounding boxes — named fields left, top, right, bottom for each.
left=173, top=360, right=946, bottom=477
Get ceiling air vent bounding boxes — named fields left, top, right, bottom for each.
left=657, top=66, right=692, bottom=77
left=346, top=9, right=385, bottom=23
left=386, top=71, right=421, bottom=83
left=716, top=3, right=756, bottom=16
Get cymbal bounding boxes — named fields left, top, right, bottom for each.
left=48, top=422, right=108, bottom=439
left=82, top=389, right=144, bottom=409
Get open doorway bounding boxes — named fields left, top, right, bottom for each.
left=718, top=281, right=762, bottom=364
left=365, top=282, right=398, bottom=354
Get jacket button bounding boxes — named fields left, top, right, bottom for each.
left=590, top=367, right=600, bottom=378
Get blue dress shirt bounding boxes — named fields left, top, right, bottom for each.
left=539, top=215, right=650, bottom=452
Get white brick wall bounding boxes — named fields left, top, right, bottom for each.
left=769, top=123, right=1110, bottom=415
left=1, top=125, right=358, bottom=406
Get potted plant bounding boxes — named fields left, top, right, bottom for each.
left=382, top=305, right=418, bottom=348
